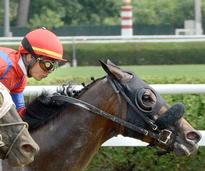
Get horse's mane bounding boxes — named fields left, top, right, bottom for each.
left=24, top=77, right=105, bottom=131
left=72, top=76, right=105, bottom=98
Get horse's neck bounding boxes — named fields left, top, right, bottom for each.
left=30, top=80, right=120, bottom=171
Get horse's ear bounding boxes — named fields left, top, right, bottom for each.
left=99, top=60, right=113, bottom=76
left=99, top=60, right=132, bottom=81
left=106, top=59, right=116, bottom=66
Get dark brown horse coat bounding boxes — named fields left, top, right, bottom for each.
left=2, top=61, right=201, bottom=171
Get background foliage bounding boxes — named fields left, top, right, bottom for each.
left=5, top=41, right=205, bottom=66
left=1, top=0, right=205, bottom=29
left=62, top=42, right=205, bottom=65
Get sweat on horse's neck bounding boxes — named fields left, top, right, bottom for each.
left=29, top=79, right=121, bottom=171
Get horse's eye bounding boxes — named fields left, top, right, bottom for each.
left=142, top=95, right=150, bottom=101
left=135, top=88, right=157, bottom=112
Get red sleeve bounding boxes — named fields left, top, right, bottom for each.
left=0, top=58, right=8, bottom=78
left=11, top=76, right=27, bottom=93
left=18, top=107, right=26, bottom=117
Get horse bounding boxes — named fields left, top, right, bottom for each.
left=0, top=82, right=39, bottom=167
left=2, top=60, right=201, bottom=171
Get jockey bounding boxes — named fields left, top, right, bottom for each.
left=0, top=27, right=67, bottom=117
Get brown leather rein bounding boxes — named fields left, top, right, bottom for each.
left=51, top=77, right=175, bottom=148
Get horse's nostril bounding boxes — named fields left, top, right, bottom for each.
left=22, top=144, right=35, bottom=153
left=186, top=131, right=201, bottom=143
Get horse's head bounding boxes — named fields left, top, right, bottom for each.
left=0, top=87, right=39, bottom=166
left=100, top=60, right=201, bottom=156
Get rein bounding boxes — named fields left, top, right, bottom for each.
left=51, top=76, right=174, bottom=147
left=0, top=83, right=29, bottom=158
left=52, top=95, right=156, bottom=136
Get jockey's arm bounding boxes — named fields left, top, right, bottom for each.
left=10, top=92, right=26, bottom=117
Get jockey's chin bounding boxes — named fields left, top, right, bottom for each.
left=32, top=74, right=48, bottom=81
left=30, top=70, right=49, bottom=80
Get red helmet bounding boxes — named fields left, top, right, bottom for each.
left=19, top=28, right=66, bottom=62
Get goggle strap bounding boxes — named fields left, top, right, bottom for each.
left=21, top=37, right=37, bottom=58
left=22, top=38, right=40, bottom=77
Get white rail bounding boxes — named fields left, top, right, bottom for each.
left=102, top=131, right=205, bottom=146
left=23, top=84, right=205, bottom=96
left=1, top=35, right=205, bottom=45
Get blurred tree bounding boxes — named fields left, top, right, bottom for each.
left=0, top=1, right=3, bottom=25
left=132, top=0, right=194, bottom=27
left=27, top=0, right=65, bottom=29
left=28, top=0, right=121, bottom=27
left=1, top=0, right=204, bottom=30
left=59, top=0, right=121, bottom=25
left=16, top=0, right=30, bottom=27
left=29, top=7, right=64, bottom=29
left=0, top=0, right=18, bottom=26
left=202, top=0, right=205, bottom=30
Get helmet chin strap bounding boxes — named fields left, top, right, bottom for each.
left=22, top=55, right=37, bottom=78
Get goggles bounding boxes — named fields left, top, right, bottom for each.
left=37, top=58, right=58, bottom=72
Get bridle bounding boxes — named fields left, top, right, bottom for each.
left=51, top=76, right=179, bottom=150
left=0, top=110, right=29, bottom=159
left=106, top=75, right=176, bottom=148
left=0, top=84, right=29, bottom=159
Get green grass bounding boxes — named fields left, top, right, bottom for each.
left=28, top=64, right=205, bottom=85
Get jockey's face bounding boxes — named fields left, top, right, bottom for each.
left=29, top=61, right=50, bottom=81
left=25, top=54, right=55, bottom=81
